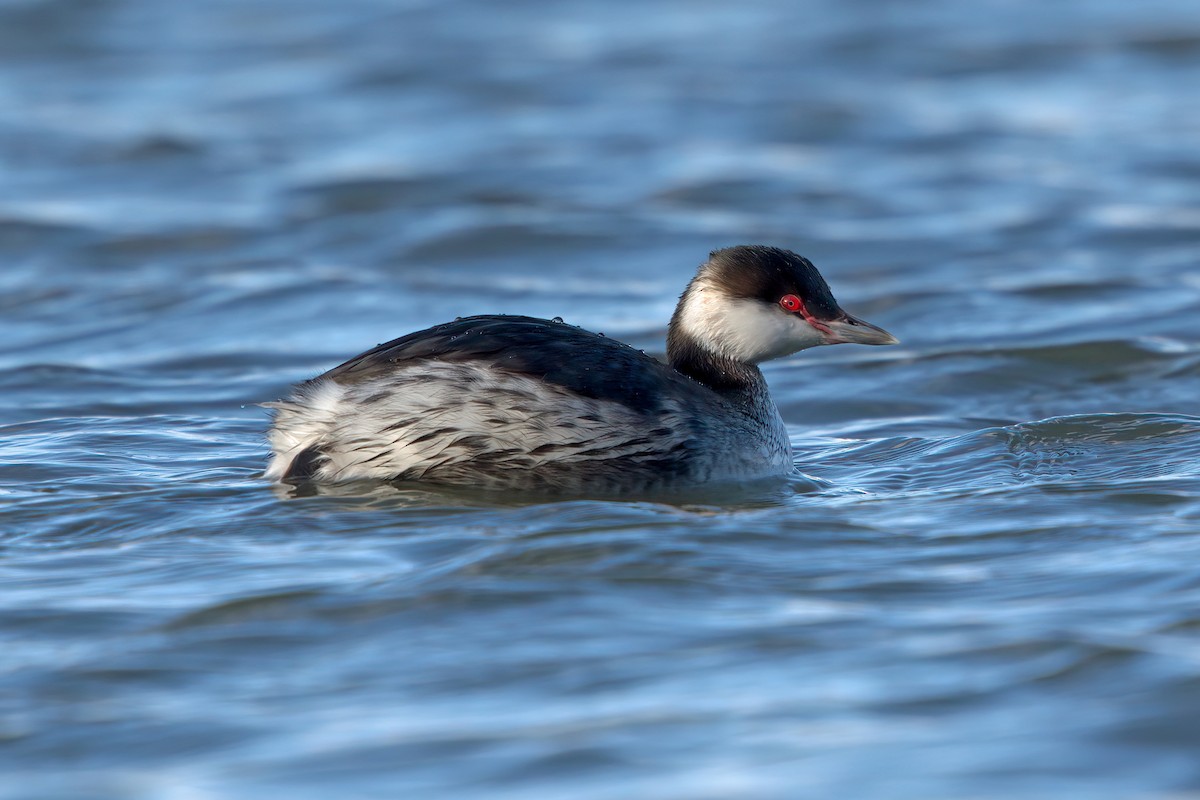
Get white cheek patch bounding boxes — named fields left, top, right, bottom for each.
left=676, top=284, right=825, bottom=363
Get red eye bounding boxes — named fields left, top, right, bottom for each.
left=780, top=294, right=802, bottom=312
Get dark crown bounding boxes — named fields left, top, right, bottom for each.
left=701, top=245, right=841, bottom=320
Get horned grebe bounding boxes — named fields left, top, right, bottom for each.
left=265, top=246, right=897, bottom=493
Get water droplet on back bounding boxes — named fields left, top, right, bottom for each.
left=551, top=316, right=564, bottom=324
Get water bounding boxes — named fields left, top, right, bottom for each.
left=3, top=0, right=1200, bottom=797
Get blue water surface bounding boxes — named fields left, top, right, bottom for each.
left=3, top=0, right=1200, bottom=797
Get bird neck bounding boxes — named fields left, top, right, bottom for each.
left=666, top=322, right=766, bottom=397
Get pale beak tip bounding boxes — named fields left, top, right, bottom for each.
left=827, top=314, right=899, bottom=346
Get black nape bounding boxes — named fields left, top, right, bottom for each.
left=665, top=330, right=762, bottom=394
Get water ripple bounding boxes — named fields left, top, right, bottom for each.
left=4, top=0, right=1200, bottom=797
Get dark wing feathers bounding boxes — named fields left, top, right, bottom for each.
left=317, top=315, right=711, bottom=414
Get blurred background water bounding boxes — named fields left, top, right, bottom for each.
left=3, top=0, right=1200, bottom=797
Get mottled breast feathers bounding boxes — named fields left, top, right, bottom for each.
left=267, top=314, right=792, bottom=492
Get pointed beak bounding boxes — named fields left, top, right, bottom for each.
left=823, top=312, right=899, bottom=346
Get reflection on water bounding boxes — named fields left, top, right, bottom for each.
left=3, top=0, right=1200, bottom=797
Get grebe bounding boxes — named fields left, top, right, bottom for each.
left=265, top=245, right=897, bottom=493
